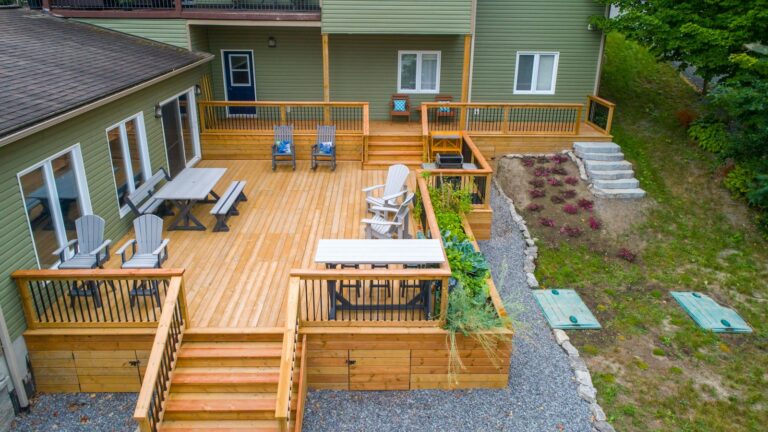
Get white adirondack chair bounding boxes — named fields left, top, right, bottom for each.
left=362, top=193, right=415, bottom=239
left=116, top=215, right=169, bottom=306
left=55, top=215, right=112, bottom=269
left=363, top=164, right=409, bottom=212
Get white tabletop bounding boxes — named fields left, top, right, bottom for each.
left=315, top=239, right=445, bottom=265
left=154, top=168, right=226, bottom=201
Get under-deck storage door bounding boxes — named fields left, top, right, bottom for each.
left=348, top=350, right=410, bottom=390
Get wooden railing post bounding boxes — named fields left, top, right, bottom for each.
left=14, top=278, right=38, bottom=330
left=197, top=102, right=207, bottom=134
left=574, top=105, right=582, bottom=135
left=279, top=105, right=287, bottom=124
left=275, top=277, right=300, bottom=425
left=174, top=0, right=182, bottom=16
left=362, top=103, right=369, bottom=163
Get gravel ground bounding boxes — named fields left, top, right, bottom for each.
left=302, top=184, right=593, bottom=432
left=11, top=392, right=137, bottom=432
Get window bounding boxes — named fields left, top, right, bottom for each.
left=228, top=54, right=252, bottom=86
left=107, top=113, right=150, bottom=216
left=398, top=51, right=441, bottom=93
left=514, top=52, right=559, bottom=95
left=160, top=88, right=201, bottom=178
left=17, top=146, right=92, bottom=268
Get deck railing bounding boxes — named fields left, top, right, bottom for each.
left=198, top=101, right=369, bottom=135
left=134, top=276, right=189, bottom=432
left=585, top=95, right=616, bottom=134
left=12, top=269, right=183, bottom=328
left=46, top=0, right=319, bottom=12
left=275, top=277, right=301, bottom=430
left=420, top=132, right=493, bottom=209
left=421, top=102, right=583, bottom=136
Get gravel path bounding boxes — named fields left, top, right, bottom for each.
left=11, top=392, right=137, bottom=432
left=302, top=184, right=593, bottom=432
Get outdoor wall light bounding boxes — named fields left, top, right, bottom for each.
left=154, top=104, right=162, bottom=118
left=195, top=84, right=202, bottom=96
left=268, top=36, right=277, bottom=48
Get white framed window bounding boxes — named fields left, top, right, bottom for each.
left=397, top=51, right=441, bottom=94
left=106, top=113, right=151, bottom=217
left=228, top=54, right=252, bottom=87
left=17, top=145, right=92, bottom=269
left=159, top=87, right=202, bottom=178
left=514, top=52, right=559, bottom=95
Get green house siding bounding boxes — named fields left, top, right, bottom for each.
left=200, top=26, right=323, bottom=102
left=471, top=0, right=605, bottom=103
left=75, top=19, right=190, bottom=48
left=0, top=67, right=206, bottom=340
left=322, top=0, right=471, bottom=34
left=330, top=35, right=464, bottom=119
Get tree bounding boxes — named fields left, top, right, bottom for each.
left=595, top=0, right=768, bottom=93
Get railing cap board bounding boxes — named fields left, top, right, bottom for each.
left=588, top=94, right=616, bottom=108
left=289, top=268, right=451, bottom=279
left=421, top=102, right=584, bottom=109
left=12, top=268, right=185, bottom=279
left=199, top=101, right=368, bottom=107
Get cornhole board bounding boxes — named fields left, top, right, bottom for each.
left=670, top=292, right=752, bottom=333
left=533, top=289, right=601, bottom=330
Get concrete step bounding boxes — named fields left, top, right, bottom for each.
left=584, top=160, right=633, bottom=172
left=576, top=151, right=625, bottom=162
left=587, top=170, right=636, bottom=180
left=592, top=188, right=647, bottom=199
left=592, top=178, right=639, bottom=189
left=574, top=141, right=621, bottom=154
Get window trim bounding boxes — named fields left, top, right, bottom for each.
left=106, top=112, right=151, bottom=218
left=228, top=53, right=252, bottom=87
left=397, top=50, right=442, bottom=94
left=16, top=144, right=92, bottom=269
left=513, top=51, right=560, bottom=95
left=159, top=87, right=202, bottom=174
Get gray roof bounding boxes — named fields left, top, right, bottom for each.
left=0, top=9, right=211, bottom=139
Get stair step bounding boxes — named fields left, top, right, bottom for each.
left=584, top=160, right=633, bottom=171
left=576, top=151, right=625, bottom=161
left=368, top=150, right=422, bottom=156
left=183, top=329, right=285, bottom=343
left=368, top=142, right=422, bottom=151
left=363, top=161, right=422, bottom=171
left=164, top=395, right=278, bottom=421
left=592, top=178, right=639, bottom=189
left=172, top=370, right=280, bottom=392
left=592, top=188, right=647, bottom=199
left=369, top=134, right=422, bottom=143
left=177, top=344, right=283, bottom=367
left=574, top=141, right=622, bottom=154
left=587, top=169, right=636, bottom=180
left=160, top=420, right=282, bottom=431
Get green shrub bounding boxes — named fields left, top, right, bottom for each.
left=723, top=165, right=756, bottom=197
left=688, top=122, right=729, bottom=153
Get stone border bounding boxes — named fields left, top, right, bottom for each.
left=492, top=166, right=615, bottom=432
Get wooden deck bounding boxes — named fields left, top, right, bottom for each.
left=109, top=160, right=414, bottom=329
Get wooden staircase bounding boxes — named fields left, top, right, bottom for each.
left=158, top=332, right=304, bottom=431
left=364, top=133, right=424, bottom=170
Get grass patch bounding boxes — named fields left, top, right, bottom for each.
left=532, top=33, right=768, bottom=431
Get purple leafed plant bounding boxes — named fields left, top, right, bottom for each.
left=528, top=179, right=545, bottom=188
left=550, top=195, right=565, bottom=204
left=564, top=176, right=579, bottom=186
left=551, top=154, right=570, bottom=164
left=589, top=216, right=602, bottom=230
left=562, top=204, right=579, bottom=214
left=533, top=166, right=551, bottom=177
left=525, top=203, right=544, bottom=212
left=561, top=190, right=577, bottom=200
left=559, top=225, right=583, bottom=237
left=547, top=177, right=564, bottom=187
left=617, top=248, right=637, bottom=263
left=529, top=189, right=546, bottom=199
left=539, top=217, right=555, bottom=227
left=577, top=198, right=594, bottom=211
left=551, top=167, right=568, bottom=176
left=522, top=157, right=535, bottom=167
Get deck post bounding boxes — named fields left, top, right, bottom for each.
left=459, top=34, right=472, bottom=129
left=322, top=33, right=331, bottom=124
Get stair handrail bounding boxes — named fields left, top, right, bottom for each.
left=275, top=276, right=302, bottom=428
left=134, top=275, right=189, bottom=432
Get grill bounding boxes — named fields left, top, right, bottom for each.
left=435, top=153, right=463, bottom=169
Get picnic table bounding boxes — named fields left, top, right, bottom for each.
left=315, top=239, right=445, bottom=319
left=154, top=167, right=226, bottom=231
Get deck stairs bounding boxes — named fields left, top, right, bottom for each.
left=158, top=331, right=303, bottom=431
left=364, top=133, right=424, bottom=170
left=574, top=142, right=646, bottom=199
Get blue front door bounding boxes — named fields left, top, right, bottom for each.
left=223, top=50, right=256, bottom=115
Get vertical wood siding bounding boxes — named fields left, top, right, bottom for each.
left=471, top=0, right=605, bottom=103
left=322, top=0, right=472, bottom=34
left=75, top=19, right=190, bottom=48
left=0, top=68, right=206, bottom=340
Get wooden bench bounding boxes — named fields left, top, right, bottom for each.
left=125, top=168, right=170, bottom=217
left=211, top=181, right=247, bottom=232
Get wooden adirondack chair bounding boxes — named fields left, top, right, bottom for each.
left=116, top=215, right=170, bottom=306
left=311, top=125, right=337, bottom=171
left=390, top=94, right=411, bottom=122
left=362, top=193, right=415, bottom=239
left=272, top=125, right=296, bottom=171
left=55, top=214, right=112, bottom=269
left=363, top=164, right=410, bottom=212
left=434, top=94, right=457, bottom=122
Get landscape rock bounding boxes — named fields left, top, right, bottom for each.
left=526, top=272, right=539, bottom=288
left=593, top=421, right=616, bottom=432
left=591, top=404, right=607, bottom=422
left=575, top=370, right=593, bottom=387
left=569, top=356, right=589, bottom=373
left=578, top=384, right=597, bottom=403
left=561, top=341, right=580, bottom=357
left=553, top=329, right=569, bottom=345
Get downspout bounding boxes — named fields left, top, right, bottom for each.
left=593, top=4, right=610, bottom=95
left=0, top=306, right=29, bottom=409
left=467, top=0, right=477, bottom=102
